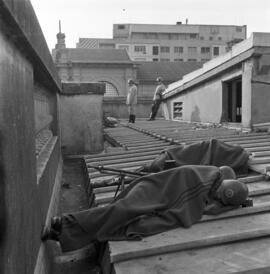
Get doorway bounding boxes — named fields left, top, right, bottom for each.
left=222, top=77, right=242, bottom=123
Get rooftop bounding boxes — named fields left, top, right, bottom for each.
left=136, top=61, right=203, bottom=83
left=57, top=48, right=133, bottom=64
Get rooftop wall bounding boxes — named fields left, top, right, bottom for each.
left=0, top=1, right=62, bottom=273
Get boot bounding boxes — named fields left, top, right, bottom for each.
left=41, top=216, right=62, bottom=242
left=128, top=115, right=132, bottom=123
left=132, top=115, right=136, bottom=123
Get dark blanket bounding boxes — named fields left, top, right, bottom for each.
left=60, top=165, right=225, bottom=252
left=143, top=138, right=250, bottom=176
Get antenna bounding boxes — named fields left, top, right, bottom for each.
left=59, top=20, right=61, bottom=33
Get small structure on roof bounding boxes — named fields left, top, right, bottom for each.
left=163, top=32, right=270, bottom=129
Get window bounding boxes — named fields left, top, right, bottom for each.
left=158, top=33, right=170, bottom=40
left=201, top=47, right=210, bottom=54
left=171, top=33, right=179, bottom=40
left=188, top=58, right=197, bottom=61
left=118, top=25, right=125, bottom=30
left=160, top=46, right=170, bottom=53
left=174, top=46, right=183, bottom=53
left=147, top=33, right=158, bottom=39
left=153, top=58, right=159, bottom=61
left=201, top=58, right=210, bottom=62
left=210, top=26, right=219, bottom=34
left=190, top=33, right=198, bottom=39
left=174, top=58, right=183, bottom=62
left=213, top=46, right=219, bottom=56
left=179, top=33, right=187, bottom=40
left=118, top=45, right=129, bottom=51
left=161, top=58, right=170, bottom=61
left=209, top=36, right=213, bottom=41
left=134, top=45, right=146, bottom=53
left=152, top=46, right=159, bottom=55
left=173, top=102, right=183, bottom=120
left=100, top=81, right=119, bottom=96
left=218, top=37, right=222, bottom=41
left=200, top=36, right=204, bottom=40
left=188, top=47, right=197, bottom=54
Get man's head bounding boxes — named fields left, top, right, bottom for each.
left=128, top=79, right=134, bottom=85
left=216, top=179, right=248, bottom=206
left=156, top=77, right=163, bottom=83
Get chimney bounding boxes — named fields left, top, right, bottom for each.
left=176, top=21, right=182, bottom=25
left=186, top=18, right=188, bottom=24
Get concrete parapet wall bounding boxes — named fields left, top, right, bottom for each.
left=60, top=82, right=105, bottom=154
left=103, top=96, right=163, bottom=118
left=0, top=1, right=62, bottom=273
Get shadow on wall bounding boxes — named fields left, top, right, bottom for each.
left=190, top=105, right=201, bottom=122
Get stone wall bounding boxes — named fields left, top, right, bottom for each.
left=60, top=82, right=105, bottom=154
left=0, top=1, right=62, bottom=273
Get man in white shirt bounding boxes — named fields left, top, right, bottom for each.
left=126, top=79, right=138, bottom=123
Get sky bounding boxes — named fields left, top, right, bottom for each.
left=30, top=0, right=270, bottom=51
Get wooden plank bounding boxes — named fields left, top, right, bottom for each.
left=113, top=237, right=270, bottom=274
left=109, top=212, right=270, bottom=263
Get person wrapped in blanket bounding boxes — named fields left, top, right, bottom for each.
left=42, top=139, right=250, bottom=252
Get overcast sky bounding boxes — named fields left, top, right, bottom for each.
left=30, top=0, right=270, bottom=51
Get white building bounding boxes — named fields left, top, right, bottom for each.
left=77, top=22, right=246, bottom=62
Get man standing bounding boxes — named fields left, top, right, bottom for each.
left=148, top=77, right=166, bottom=121
left=126, top=79, right=138, bottom=123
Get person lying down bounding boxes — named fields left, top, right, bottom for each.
left=42, top=165, right=249, bottom=252
left=140, top=138, right=251, bottom=176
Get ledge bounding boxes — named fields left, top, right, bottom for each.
left=61, top=82, right=105, bottom=95
left=37, top=136, right=58, bottom=183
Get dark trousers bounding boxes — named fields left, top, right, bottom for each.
left=149, top=100, right=161, bottom=120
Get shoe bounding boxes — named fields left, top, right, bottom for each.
left=147, top=118, right=154, bottom=121
left=41, top=216, right=62, bottom=242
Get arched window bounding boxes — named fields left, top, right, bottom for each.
left=99, top=81, right=119, bottom=96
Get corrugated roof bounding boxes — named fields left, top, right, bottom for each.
left=60, top=48, right=132, bottom=64
left=136, top=61, right=203, bottom=82
left=77, top=38, right=115, bottom=48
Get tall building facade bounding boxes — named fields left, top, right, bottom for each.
left=77, top=22, right=247, bottom=62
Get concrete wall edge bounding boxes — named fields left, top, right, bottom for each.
left=34, top=157, right=63, bottom=274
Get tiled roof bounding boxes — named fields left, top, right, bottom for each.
left=77, top=38, right=115, bottom=48
left=77, top=38, right=99, bottom=48
left=60, top=48, right=132, bottom=64
left=136, top=61, right=203, bottom=82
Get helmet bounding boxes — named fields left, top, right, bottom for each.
left=217, top=179, right=248, bottom=206
left=156, top=77, right=163, bottom=82
left=220, top=166, right=236, bottom=180
left=128, top=79, right=134, bottom=85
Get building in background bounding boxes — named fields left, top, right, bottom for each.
left=52, top=31, right=203, bottom=118
left=77, top=22, right=246, bottom=62
left=162, top=32, right=270, bottom=128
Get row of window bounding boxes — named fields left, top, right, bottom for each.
left=151, top=58, right=210, bottom=62
left=133, top=45, right=219, bottom=55
left=130, top=32, right=237, bottom=41
left=118, top=24, right=243, bottom=33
